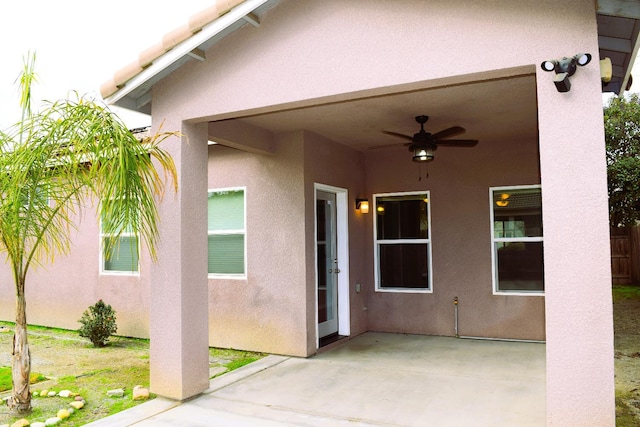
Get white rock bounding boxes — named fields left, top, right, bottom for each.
left=107, top=388, right=124, bottom=397
left=58, top=390, right=72, bottom=398
left=31, top=423, right=46, bottom=427
left=47, top=391, right=57, bottom=397
left=44, top=417, right=62, bottom=426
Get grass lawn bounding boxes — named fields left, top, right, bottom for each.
left=0, top=322, right=264, bottom=426
left=613, top=285, right=640, bottom=426
left=0, top=367, right=47, bottom=392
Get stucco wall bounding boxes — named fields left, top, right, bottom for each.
left=207, top=133, right=309, bottom=356
left=302, top=131, right=369, bottom=354
left=364, top=124, right=544, bottom=340
left=0, top=0, right=613, bottom=422
left=0, top=203, right=151, bottom=339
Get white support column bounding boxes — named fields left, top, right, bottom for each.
left=149, top=121, right=210, bottom=400
left=537, top=58, right=615, bottom=424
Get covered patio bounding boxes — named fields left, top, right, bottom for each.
left=90, top=332, right=545, bottom=426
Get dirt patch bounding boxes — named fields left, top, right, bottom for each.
left=614, top=289, right=640, bottom=425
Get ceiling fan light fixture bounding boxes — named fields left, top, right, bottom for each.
left=413, top=147, right=434, bottom=162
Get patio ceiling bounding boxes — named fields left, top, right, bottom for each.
left=597, top=0, right=640, bottom=95
left=218, top=73, right=539, bottom=152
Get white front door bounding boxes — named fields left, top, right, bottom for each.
left=317, top=190, right=339, bottom=338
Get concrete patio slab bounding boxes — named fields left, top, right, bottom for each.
left=87, top=332, right=545, bottom=426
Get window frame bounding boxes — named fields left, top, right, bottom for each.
left=490, top=184, right=544, bottom=296
left=373, top=191, right=433, bottom=294
left=99, top=216, right=140, bottom=276
left=207, top=186, right=247, bottom=280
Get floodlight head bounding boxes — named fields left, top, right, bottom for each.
left=540, top=53, right=592, bottom=92
left=576, top=53, right=591, bottom=67
left=541, top=60, right=556, bottom=72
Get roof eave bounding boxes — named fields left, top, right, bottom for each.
left=105, top=0, right=273, bottom=111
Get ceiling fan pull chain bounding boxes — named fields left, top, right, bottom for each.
left=418, top=163, right=429, bottom=181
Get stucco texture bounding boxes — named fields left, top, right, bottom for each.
left=0, top=0, right=615, bottom=423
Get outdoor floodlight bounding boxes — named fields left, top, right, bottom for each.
left=540, top=53, right=592, bottom=93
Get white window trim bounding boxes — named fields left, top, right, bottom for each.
left=373, top=191, right=433, bottom=294
left=207, top=186, right=247, bottom=280
left=490, top=184, right=544, bottom=296
left=99, top=218, right=140, bottom=276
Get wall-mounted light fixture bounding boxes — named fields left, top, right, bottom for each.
left=540, top=53, right=592, bottom=93
left=356, top=198, right=369, bottom=214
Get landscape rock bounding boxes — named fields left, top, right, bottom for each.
left=132, top=385, right=149, bottom=401
left=67, top=408, right=74, bottom=415
left=69, top=400, right=84, bottom=410
left=47, top=391, right=57, bottom=397
left=74, top=396, right=84, bottom=401
left=57, top=390, right=72, bottom=398
left=31, top=423, right=46, bottom=427
left=56, top=408, right=70, bottom=419
left=44, top=418, right=61, bottom=426
left=39, top=389, right=48, bottom=397
left=107, top=388, right=124, bottom=398
left=11, top=419, right=29, bottom=427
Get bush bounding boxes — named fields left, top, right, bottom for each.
left=78, top=300, right=117, bottom=347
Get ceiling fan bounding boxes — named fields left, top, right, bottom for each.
left=381, top=115, right=478, bottom=162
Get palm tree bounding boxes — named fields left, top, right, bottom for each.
left=0, top=52, right=177, bottom=414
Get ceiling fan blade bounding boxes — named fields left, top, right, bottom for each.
left=382, top=130, right=414, bottom=141
left=435, top=139, right=478, bottom=147
left=431, top=126, right=466, bottom=140
left=368, top=142, right=410, bottom=150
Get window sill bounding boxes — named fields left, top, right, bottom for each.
left=493, top=291, right=545, bottom=297
left=99, top=271, right=140, bottom=277
left=375, top=287, right=432, bottom=294
left=208, top=274, right=247, bottom=281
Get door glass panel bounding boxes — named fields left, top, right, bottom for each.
left=316, top=190, right=338, bottom=338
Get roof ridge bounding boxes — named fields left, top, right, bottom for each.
left=100, top=0, right=246, bottom=100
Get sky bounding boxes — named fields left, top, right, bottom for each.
left=0, top=2, right=637, bottom=131
left=0, top=0, right=215, bottom=130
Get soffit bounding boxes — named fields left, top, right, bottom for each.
left=597, top=0, right=640, bottom=95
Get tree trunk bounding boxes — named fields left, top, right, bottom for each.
left=8, top=279, right=31, bottom=414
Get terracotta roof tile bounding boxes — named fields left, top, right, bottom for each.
left=113, top=61, right=145, bottom=87
left=100, top=79, right=119, bottom=99
left=162, top=24, right=197, bottom=52
left=188, top=5, right=221, bottom=32
left=138, top=42, right=166, bottom=68
left=100, top=0, right=247, bottom=100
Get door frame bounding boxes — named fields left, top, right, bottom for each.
left=314, top=183, right=350, bottom=347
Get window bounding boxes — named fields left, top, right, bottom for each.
left=208, top=188, right=246, bottom=277
left=490, top=185, right=544, bottom=294
left=100, top=221, right=139, bottom=274
left=374, top=192, right=432, bottom=292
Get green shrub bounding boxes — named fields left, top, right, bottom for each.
left=78, top=300, right=117, bottom=347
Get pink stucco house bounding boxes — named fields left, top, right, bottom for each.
left=1, top=0, right=637, bottom=424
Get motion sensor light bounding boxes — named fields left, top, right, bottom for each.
left=540, top=53, right=592, bottom=92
